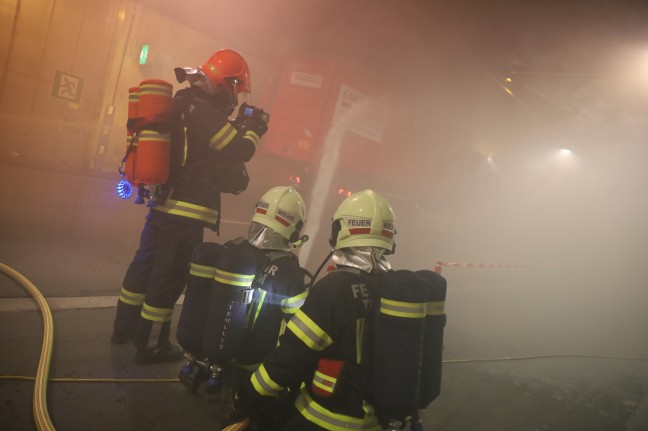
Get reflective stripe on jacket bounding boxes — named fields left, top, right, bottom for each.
left=243, top=269, right=384, bottom=426
left=294, top=385, right=380, bottom=431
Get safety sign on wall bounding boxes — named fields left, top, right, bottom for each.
left=290, top=71, right=324, bottom=89
left=52, top=70, right=84, bottom=104
left=332, top=85, right=388, bottom=143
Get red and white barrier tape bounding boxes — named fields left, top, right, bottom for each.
left=434, top=261, right=546, bottom=274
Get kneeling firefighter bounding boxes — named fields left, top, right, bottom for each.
left=111, top=48, right=270, bottom=365
left=224, top=189, right=448, bottom=431
left=176, top=186, right=311, bottom=398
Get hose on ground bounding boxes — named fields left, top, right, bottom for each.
left=2, top=261, right=647, bottom=431
left=0, top=262, right=56, bottom=431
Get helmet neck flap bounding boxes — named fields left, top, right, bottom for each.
left=247, top=221, right=292, bottom=251
left=332, top=247, right=392, bottom=274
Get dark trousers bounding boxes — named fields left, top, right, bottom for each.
left=113, top=210, right=203, bottom=349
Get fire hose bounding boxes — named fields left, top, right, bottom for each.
left=0, top=262, right=56, bottom=431
left=2, top=262, right=647, bottom=431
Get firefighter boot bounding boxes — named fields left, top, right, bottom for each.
left=133, top=318, right=184, bottom=365
left=111, top=301, right=142, bottom=345
left=135, top=344, right=184, bottom=365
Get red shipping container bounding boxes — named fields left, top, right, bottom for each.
left=263, top=57, right=393, bottom=176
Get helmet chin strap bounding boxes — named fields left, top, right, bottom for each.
left=225, top=81, right=239, bottom=113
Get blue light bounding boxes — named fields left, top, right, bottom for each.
left=116, top=179, right=133, bottom=199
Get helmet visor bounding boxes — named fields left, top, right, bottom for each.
left=174, top=67, right=218, bottom=94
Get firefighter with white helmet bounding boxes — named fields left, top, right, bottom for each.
left=225, top=189, right=399, bottom=430
left=176, top=186, right=311, bottom=396
left=225, top=189, right=449, bottom=430
left=236, top=186, right=310, bottom=369
left=112, top=49, right=270, bottom=365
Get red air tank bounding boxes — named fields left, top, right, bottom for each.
left=138, top=79, right=173, bottom=119
left=125, top=79, right=173, bottom=187
left=134, top=129, right=171, bottom=185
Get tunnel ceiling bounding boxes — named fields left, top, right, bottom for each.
left=140, top=0, right=648, bottom=149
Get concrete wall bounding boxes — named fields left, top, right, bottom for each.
left=0, top=0, right=252, bottom=251
left=0, top=0, right=231, bottom=175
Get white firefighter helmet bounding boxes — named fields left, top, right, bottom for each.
left=252, top=186, right=306, bottom=242
left=329, top=189, right=396, bottom=251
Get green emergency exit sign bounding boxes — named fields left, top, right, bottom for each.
left=139, top=45, right=150, bottom=65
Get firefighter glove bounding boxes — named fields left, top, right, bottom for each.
left=222, top=391, right=281, bottom=430
left=240, top=115, right=269, bottom=137
left=236, top=103, right=270, bottom=124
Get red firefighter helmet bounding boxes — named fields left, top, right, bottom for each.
left=200, top=49, right=251, bottom=95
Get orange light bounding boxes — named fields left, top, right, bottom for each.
left=338, top=188, right=345, bottom=195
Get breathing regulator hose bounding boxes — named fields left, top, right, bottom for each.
left=0, top=262, right=56, bottom=431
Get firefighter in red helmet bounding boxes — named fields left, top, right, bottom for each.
left=111, top=49, right=270, bottom=365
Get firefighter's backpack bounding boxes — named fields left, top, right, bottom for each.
left=117, top=80, right=250, bottom=205
left=177, top=239, right=257, bottom=393
left=177, top=239, right=304, bottom=393
left=118, top=79, right=175, bottom=206
left=234, top=248, right=308, bottom=368
left=371, top=269, right=447, bottom=426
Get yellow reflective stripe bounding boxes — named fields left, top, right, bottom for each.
left=281, top=290, right=307, bottom=314
left=138, top=130, right=170, bottom=143
left=214, top=268, right=255, bottom=287
left=153, top=199, right=218, bottom=224
left=181, top=127, right=188, bottom=167
left=287, top=310, right=333, bottom=351
left=356, top=318, right=365, bottom=364
left=251, top=364, right=283, bottom=397
left=189, top=263, right=217, bottom=279
left=141, top=303, right=173, bottom=322
left=426, top=300, right=446, bottom=316
left=295, top=387, right=380, bottom=431
left=277, top=319, right=287, bottom=346
left=209, top=123, right=237, bottom=150
left=118, top=287, right=145, bottom=306
left=313, top=370, right=336, bottom=394
left=139, top=83, right=172, bottom=96
left=243, top=130, right=260, bottom=147
left=250, top=289, right=267, bottom=326
left=379, top=298, right=426, bottom=318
